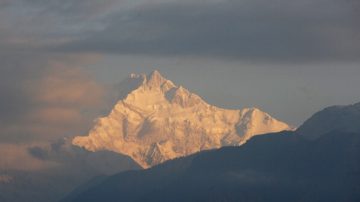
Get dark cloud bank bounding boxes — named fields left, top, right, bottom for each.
left=1, top=0, right=359, bottom=61
left=57, top=0, right=360, bottom=62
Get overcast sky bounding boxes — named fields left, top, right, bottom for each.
left=0, top=0, right=360, bottom=154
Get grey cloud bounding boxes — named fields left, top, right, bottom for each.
left=0, top=52, right=108, bottom=143
left=0, top=0, right=125, bottom=49
left=0, top=143, right=57, bottom=171
left=0, top=52, right=46, bottom=124
left=28, top=146, right=49, bottom=160
left=1, top=0, right=359, bottom=61
left=56, top=0, right=360, bottom=62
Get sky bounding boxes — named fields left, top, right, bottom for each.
left=0, top=0, right=360, bottom=170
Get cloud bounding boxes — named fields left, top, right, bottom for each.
left=0, top=52, right=107, bottom=143
left=0, top=0, right=119, bottom=50
left=0, top=0, right=358, bottom=62
left=27, top=146, right=49, bottom=160
left=27, top=65, right=104, bottom=107
left=55, top=0, right=360, bottom=62
left=27, top=108, right=83, bottom=125
left=0, top=175, right=13, bottom=183
left=0, top=143, right=58, bottom=171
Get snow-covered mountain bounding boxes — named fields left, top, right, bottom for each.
left=73, top=70, right=291, bottom=168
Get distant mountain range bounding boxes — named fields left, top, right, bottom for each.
left=64, top=101, right=360, bottom=202
left=73, top=70, right=291, bottom=168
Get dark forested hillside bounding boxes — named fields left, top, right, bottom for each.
left=65, top=131, right=360, bottom=202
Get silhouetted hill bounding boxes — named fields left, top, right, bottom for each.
left=297, top=102, right=360, bottom=139
left=65, top=130, right=360, bottom=202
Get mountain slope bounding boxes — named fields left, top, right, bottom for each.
left=72, top=70, right=291, bottom=167
left=297, top=102, right=360, bottom=139
left=65, top=130, right=360, bottom=202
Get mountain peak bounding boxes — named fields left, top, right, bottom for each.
left=149, top=70, right=162, bottom=79
left=170, top=86, right=205, bottom=107
left=175, top=85, right=189, bottom=96
left=136, top=70, right=176, bottom=92
left=146, top=70, right=166, bottom=86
